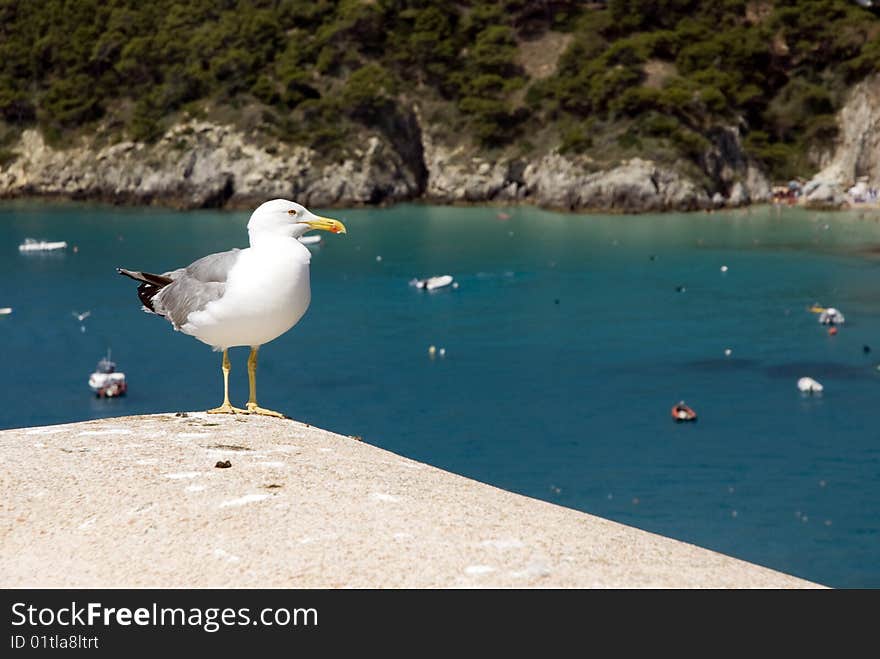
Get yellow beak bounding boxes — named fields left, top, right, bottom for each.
left=304, top=216, right=347, bottom=234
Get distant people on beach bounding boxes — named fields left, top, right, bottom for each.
left=846, top=180, right=878, bottom=205
left=773, top=177, right=879, bottom=209
left=772, top=182, right=801, bottom=206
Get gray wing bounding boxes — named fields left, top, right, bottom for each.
left=154, top=249, right=241, bottom=329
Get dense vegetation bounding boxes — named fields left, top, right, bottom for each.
left=0, top=0, right=878, bottom=180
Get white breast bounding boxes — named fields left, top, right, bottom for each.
left=181, top=240, right=312, bottom=349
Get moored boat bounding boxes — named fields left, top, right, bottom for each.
left=18, top=238, right=68, bottom=252
left=818, top=307, right=845, bottom=325
left=410, top=274, right=456, bottom=291
left=672, top=401, right=697, bottom=422
left=797, top=377, right=823, bottom=394
left=88, top=351, right=127, bottom=398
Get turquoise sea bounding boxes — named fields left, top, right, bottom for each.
left=2, top=200, right=880, bottom=588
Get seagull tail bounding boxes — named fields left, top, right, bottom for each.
left=117, top=268, right=173, bottom=316
left=116, top=268, right=173, bottom=286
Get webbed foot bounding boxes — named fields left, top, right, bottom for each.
left=246, top=404, right=288, bottom=419
left=206, top=403, right=249, bottom=415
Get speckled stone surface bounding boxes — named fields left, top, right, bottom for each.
left=0, top=413, right=824, bottom=588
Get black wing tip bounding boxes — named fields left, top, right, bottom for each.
left=117, top=268, right=167, bottom=317
left=136, top=281, right=163, bottom=315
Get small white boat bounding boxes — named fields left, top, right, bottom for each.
left=88, top=351, right=127, bottom=398
left=410, top=275, right=455, bottom=291
left=299, top=235, right=323, bottom=246
left=818, top=307, right=845, bottom=325
left=0, top=307, right=11, bottom=315
left=797, top=377, right=823, bottom=394
left=18, top=238, right=68, bottom=252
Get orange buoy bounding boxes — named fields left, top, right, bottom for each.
left=829, top=326, right=838, bottom=336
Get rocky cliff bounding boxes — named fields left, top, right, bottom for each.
left=806, top=73, right=880, bottom=206
left=0, top=124, right=419, bottom=209
left=0, top=117, right=771, bottom=213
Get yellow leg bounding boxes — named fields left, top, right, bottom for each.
left=206, top=349, right=247, bottom=414
left=246, top=346, right=287, bottom=418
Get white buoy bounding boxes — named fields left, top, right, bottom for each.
left=438, top=348, right=446, bottom=358
left=724, top=348, right=732, bottom=356
left=797, top=377, right=823, bottom=393
left=428, top=345, right=436, bottom=358
left=720, top=265, right=728, bottom=272
left=375, top=255, right=383, bottom=262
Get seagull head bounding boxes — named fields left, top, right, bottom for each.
left=248, top=199, right=347, bottom=242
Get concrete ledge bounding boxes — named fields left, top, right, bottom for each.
left=0, top=413, right=823, bottom=588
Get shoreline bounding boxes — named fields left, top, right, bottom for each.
left=3, top=191, right=880, bottom=218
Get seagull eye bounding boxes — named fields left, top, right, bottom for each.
left=288, top=209, right=298, bottom=216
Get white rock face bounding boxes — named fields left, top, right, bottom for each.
left=744, top=163, right=772, bottom=202
left=421, top=121, right=768, bottom=211
left=728, top=181, right=748, bottom=206
left=804, top=181, right=846, bottom=208
left=810, top=74, right=880, bottom=189
left=0, top=115, right=773, bottom=212
left=522, top=155, right=710, bottom=212
left=0, top=122, right=419, bottom=209
left=421, top=126, right=525, bottom=204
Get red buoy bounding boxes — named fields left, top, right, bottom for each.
left=829, top=327, right=838, bottom=336
left=671, top=402, right=697, bottom=422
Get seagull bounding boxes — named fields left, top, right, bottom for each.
left=72, top=310, right=91, bottom=332
left=117, top=199, right=346, bottom=417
